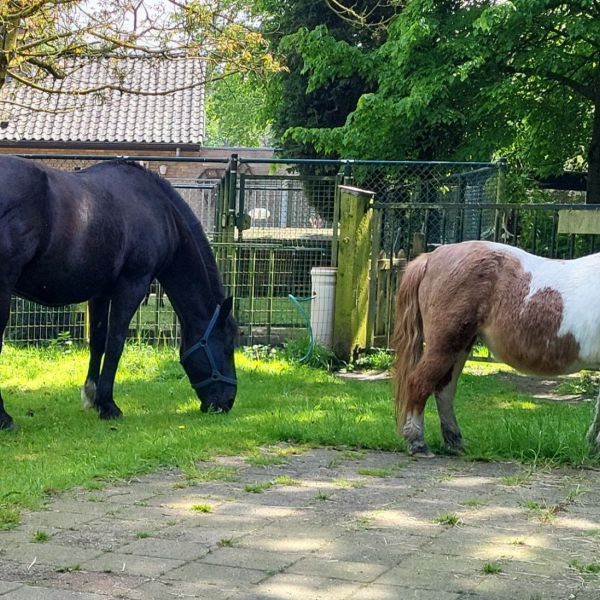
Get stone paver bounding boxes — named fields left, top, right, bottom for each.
left=1, top=448, right=600, bottom=599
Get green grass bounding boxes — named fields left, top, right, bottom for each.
left=190, top=504, right=212, bottom=513
left=273, top=475, right=301, bottom=486
left=32, top=530, right=50, bottom=543
left=244, top=481, right=273, bottom=493
left=569, top=560, right=600, bottom=574
left=434, top=512, right=461, bottom=526
left=482, top=563, right=503, bottom=574
left=0, top=346, right=598, bottom=528
left=245, top=453, right=287, bottom=467
left=135, top=531, right=151, bottom=539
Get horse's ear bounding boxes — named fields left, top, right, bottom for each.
left=220, top=296, right=234, bottom=321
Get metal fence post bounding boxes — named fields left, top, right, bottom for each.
left=216, top=154, right=238, bottom=294
left=333, top=185, right=374, bottom=361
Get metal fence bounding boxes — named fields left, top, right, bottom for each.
left=3, top=153, right=592, bottom=351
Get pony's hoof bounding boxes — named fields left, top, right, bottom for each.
left=409, top=443, right=435, bottom=458
left=444, top=444, right=464, bottom=456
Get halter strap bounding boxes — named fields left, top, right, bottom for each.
left=180, top=304, right=237, bottom=389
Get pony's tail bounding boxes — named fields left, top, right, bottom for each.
left=392, top=254, right=429, bottom=434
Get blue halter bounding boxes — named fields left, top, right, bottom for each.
left=180, top=304, right=237, bottom=390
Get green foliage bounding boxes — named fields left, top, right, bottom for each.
left=262, top=0, right=396, bottom=159
left=282, top=336, right=339, bottom=370
left=244, top=481, right=274, bottom=493
left=555, top=374, right=600, bottom=398
left=435, top=512, right=461, bottom=526
left=570, top=560, right=600, bottom=574
left=205, top=73, right=273, bottom=147
left=353, top=349, right=394, bottom=371
left=190, top=504, right=213, bottom=513
left=32, top=530, right=50, bottom=543
left=0, top=506, right=20, bottom=530
left=482, top=563, right=503, bottom=575
left=135, top=531, right=151, bottom=538
left=282, top=0, right=599, bottom=198
left=273, top=475, right=301, bottom=486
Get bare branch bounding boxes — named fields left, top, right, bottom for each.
left=0, top=97, right=80, bottom=114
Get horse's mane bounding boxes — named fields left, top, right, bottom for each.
left=92, top=160, right=225, bottom=299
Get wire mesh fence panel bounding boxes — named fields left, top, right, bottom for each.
left=230, top=165, right=337, bottom=345
left=216, top=242, right=330, bottom=346
left=6, top=299, right=87, bottom=345
left=238, top=174, right=336, bottom=243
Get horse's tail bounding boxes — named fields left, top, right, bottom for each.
left=392, top=253, right=429, bottom=433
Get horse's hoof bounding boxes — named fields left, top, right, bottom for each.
left=81, top=382, right=97, bottom=409
left=0, top=418, right=15, bottom=431
left=98, top=406, right=123, bottom=420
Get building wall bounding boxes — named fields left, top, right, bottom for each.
left=0, top=145, right=277, bottom=179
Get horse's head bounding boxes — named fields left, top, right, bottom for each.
left=180, top=297, right=237, bottom=413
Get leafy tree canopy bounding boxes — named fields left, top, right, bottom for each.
left=283, top=0, right=600, bottom=200
left=261, top=0, right=399, bottom=160
left=204, top=72, right=273, bottom=147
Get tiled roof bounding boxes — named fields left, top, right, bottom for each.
left=0, top=57, right=205, bottom=146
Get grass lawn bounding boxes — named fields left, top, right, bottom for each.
left=0, top=344, right=597, bottom=528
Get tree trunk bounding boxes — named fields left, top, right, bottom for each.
left=587, top=99, right=600, bottom=204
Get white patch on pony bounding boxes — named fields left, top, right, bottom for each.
left=81, top=381, right=96, bottom=409
left=491, top=243, right=600, bottom=368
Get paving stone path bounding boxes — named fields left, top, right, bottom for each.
left=1, top=448, right=600, bottom=599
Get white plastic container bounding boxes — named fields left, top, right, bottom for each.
left=310, top=267, right=337, bottom=349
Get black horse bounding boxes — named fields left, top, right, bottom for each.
left=0, top=157, right=237, bottom=429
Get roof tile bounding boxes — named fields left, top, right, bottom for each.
left=0, top=57, right=205, bottom=145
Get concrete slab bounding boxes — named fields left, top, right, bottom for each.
left=2, top=448, right=600, bottom=599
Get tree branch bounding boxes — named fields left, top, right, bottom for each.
left=6, top=64, right=212, bottom=97
left=504, top=64, right=596, bottom=101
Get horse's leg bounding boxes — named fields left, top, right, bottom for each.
left=434, top=350, right=469, bottom=454
left=404, top=348, right=466, bottom=458
left=81, top=297, right=110, bottom=409
left=94, top=280, right=150, bottom=420
left=586, top=389, right=600, bottom=451
left=0, top=292, right=14, bottom=429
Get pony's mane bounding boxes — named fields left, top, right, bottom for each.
left=93, top=160, right=224, bottom=298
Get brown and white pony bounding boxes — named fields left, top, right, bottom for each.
left=393, top=240, right=600, bottom=457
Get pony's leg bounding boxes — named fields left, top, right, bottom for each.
left=0, top=292, right=14, bottom=429
left=434, top=350, right=469, bottom=454
left=81, top=297, right=110, bottom=409
left=94, top=280, right=150, bottom=420
left=586, top=389, right=600, bottom=451
left=404, top=349, right=464, bottom=457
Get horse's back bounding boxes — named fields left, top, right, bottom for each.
left=0, top=158, right=181, bottom=305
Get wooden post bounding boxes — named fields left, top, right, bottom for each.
left=412, top=232, right=426, bottom=257
left=333, top=185, right=374, bottom=361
